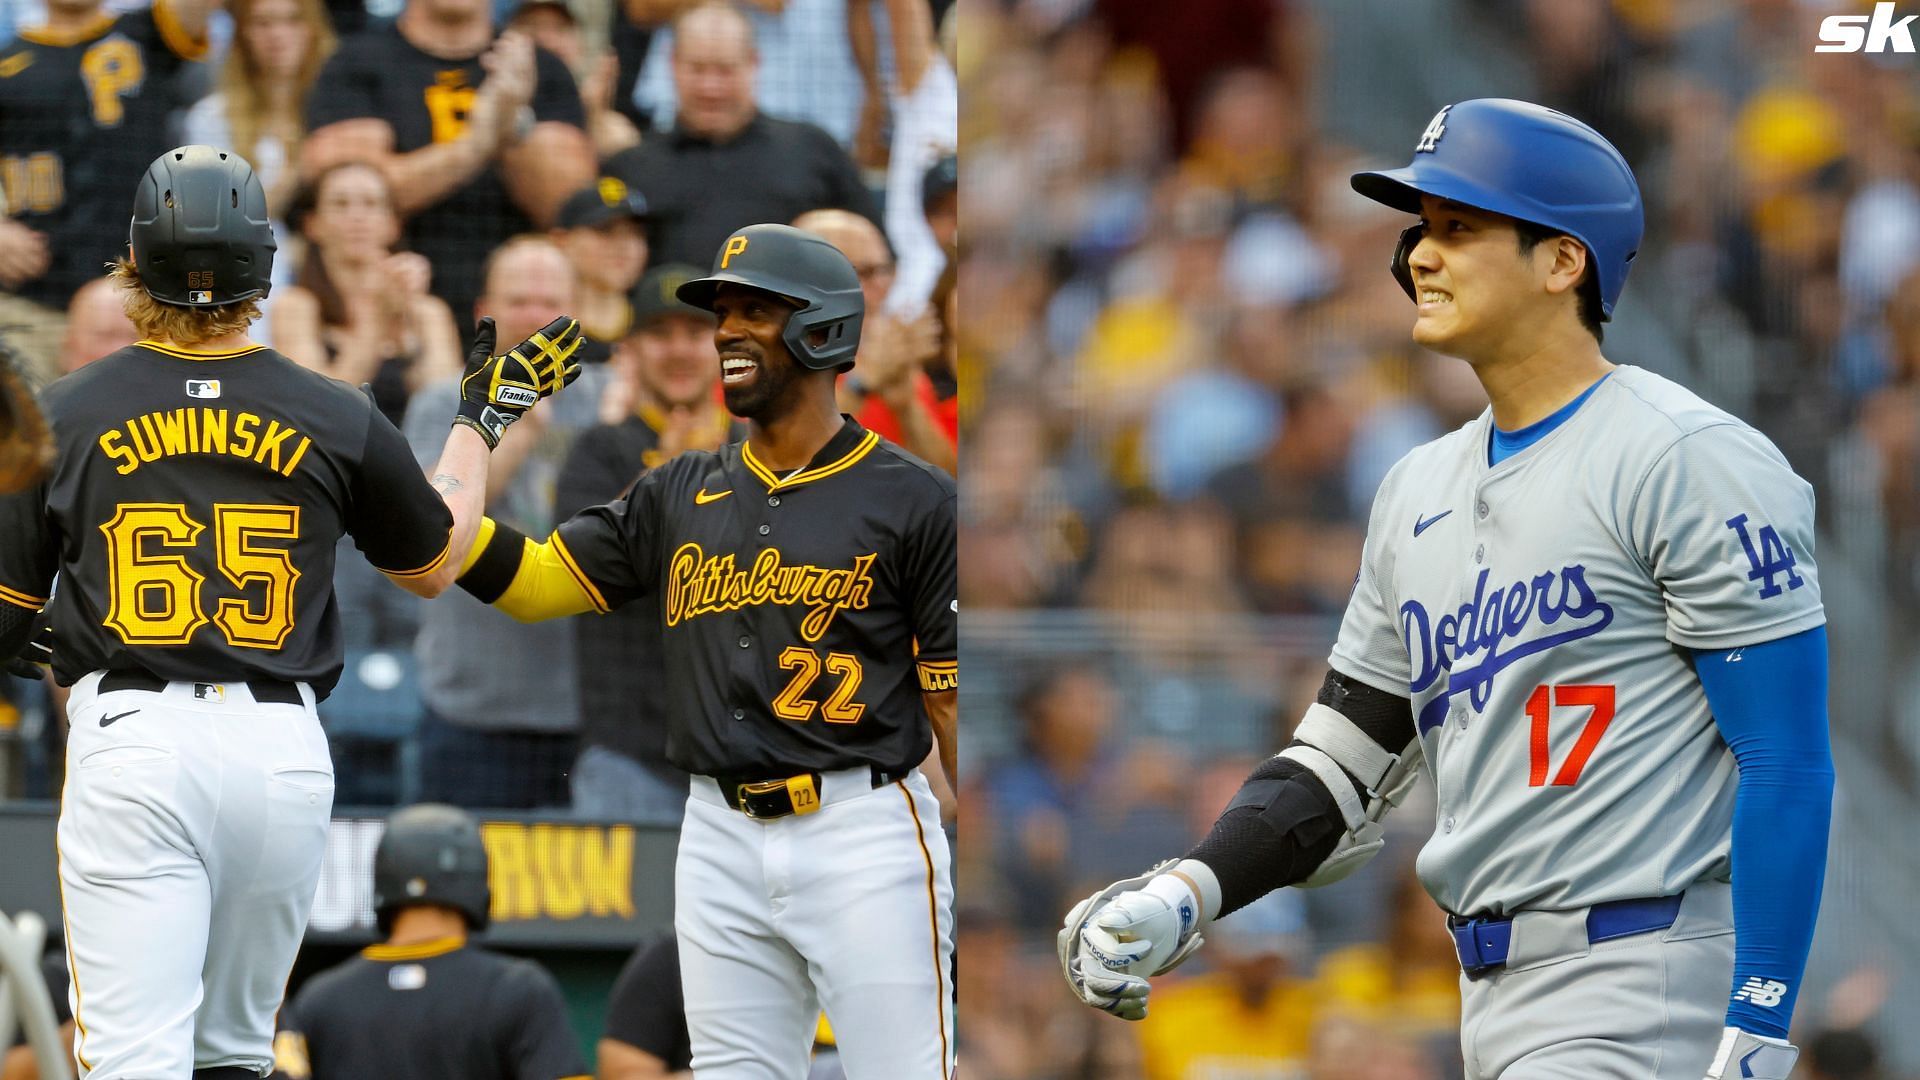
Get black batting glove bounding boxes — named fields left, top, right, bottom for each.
left=453, top=315, right=585, bottom=449
left=6, top=620, right=51, bottom=680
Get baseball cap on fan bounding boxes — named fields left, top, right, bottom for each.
left=629, top=263, right=714, bottom=329
left=557, top=177, right=650, bottom=231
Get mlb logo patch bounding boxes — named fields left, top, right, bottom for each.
left=187, top=290, right=213, bottom=304
left=187, top=379, right=221, bottom=399
left=193, top=683, right=226, bottom=703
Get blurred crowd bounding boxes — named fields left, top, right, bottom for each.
left=0, top=0, right=957, bottom=821
left=959, top=0, right=1920, bottom=1076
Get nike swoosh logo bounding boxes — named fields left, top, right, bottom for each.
left=0, top=54, right=32, bottom=78
left=100, top=710, right=139, bottom=728
left=1413, top=510, right=1452, bottom=537
left=695, top=489, right=732, bottom=505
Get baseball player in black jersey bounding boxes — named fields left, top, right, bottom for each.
left=440, top=224, right=956, bottom=1077
left=272, top=804, right=589, bottom=1080
left=0, top=145, right=582, bottom=1079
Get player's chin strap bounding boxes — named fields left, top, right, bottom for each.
left=1280, top=703, right=1421, bottom=887
left=1704, top=1027, right=1797, bottom=1080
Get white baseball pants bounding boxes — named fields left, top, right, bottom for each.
left=58, top=672, right=334, bottom=1078
left=676, top=767, right=954, bottom=1080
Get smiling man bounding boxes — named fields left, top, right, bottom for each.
left=1059, top=99, right=1833, bottom=1080
left=443, top=223, right=956, bottom=1078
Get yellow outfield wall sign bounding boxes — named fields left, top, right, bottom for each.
left=0, top=808, right=680, bottom=949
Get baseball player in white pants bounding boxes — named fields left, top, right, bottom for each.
left=1060, top=99, right=1833, bottom=1080
left=0, top=147, right=581, bottom=1077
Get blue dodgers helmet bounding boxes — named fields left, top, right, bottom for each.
left=1350, top=99, right=1643, bottom=321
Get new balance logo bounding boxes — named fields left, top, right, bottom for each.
left=1817, top=2, right=1916, bottom=52
left=1733, top=977, right=1788, bottom=1007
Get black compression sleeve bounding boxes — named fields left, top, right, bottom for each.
left=1185, top=669, right=1415, bottom=918
left=1185, top=756, right=1345, bottom=918
left=456, top=521, right=530, bottom=603
left=0, top=602, right=36, bottom=666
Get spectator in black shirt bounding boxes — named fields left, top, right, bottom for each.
left=300, top=0, right=595, bottom=333
left=601, top=1, right=880, bottom=268
left=0, top=0, right=213, bottom=382
left=558, top=264, right=733, bottom=826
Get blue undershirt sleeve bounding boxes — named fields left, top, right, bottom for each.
left=1691, top=625, right=1833, bottom=1038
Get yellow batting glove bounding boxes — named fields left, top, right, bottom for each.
left=454, top=315, right=585, bottom=449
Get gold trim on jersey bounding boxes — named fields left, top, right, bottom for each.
left=17, top=14, right=114, bottom=46
left=54, top=771, right=94, bottom=1073
left=381, top=533, right=453, bottom=580
left=916, top=659, right=957, bottom=692
left=136, top=340, right=268, bottom=361
left=550, top=530, right=610, bottom=613
left=0, top=581, right=47, bottom=610
left=151, top=0, right=209, bottom=60
left=897, top=782, right=951, bottom=1076
left=740, top=430, right=879, bottom=492
left=361, top=936, right=466, bottom=962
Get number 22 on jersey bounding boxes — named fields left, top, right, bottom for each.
left=100, top=502, right=300, bottom=649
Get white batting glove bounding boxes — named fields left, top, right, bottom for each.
left=1703, top=1027, right=1797, bottom=1080
left=1057, top=861, right=1210, bottom=1021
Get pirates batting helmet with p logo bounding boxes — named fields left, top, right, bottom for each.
left=677, top=223, right=864, bottom=371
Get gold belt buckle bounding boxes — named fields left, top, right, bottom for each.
left=736, top=775, right=822, bottom=818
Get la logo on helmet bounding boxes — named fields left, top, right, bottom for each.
left=1416, top=105, right=1453, bottom=153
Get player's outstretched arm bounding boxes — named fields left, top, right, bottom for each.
left=1694, top=626, right=1833, bottom=1080
left=1059, top=668, right=1420, bottom=1020
left=388, top=317, right=583, bottom=598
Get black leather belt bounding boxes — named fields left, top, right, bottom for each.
left=713, top=764, right=914, bottom=819
left=99, top=670, right=304, bottom=706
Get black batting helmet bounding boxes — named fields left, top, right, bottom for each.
left=372, top=804, right=491, bottom=934
left=128, top=145, right=276, bottom=307
left=676, top=223, right=863, bottom=371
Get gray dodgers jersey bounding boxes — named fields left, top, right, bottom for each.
left=1330, top=366, right=1824, bottom=917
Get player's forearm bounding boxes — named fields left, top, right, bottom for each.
left=1694, top=627, right=1834, bottom=1038
left=457, top=518, right=600, bottom=621
left=924, top=689, right=956, bottom=790
left=405, top=425, right=492, bottom=597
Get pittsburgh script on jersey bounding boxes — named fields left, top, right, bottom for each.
left=665, top=543, right=875, bottom=641
left=1405, top=564, right=1616, bottom=734
left=96, top=409, right=314, bottom=477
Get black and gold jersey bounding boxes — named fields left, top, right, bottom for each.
left=0, top=3, right=208, bottom=308
left=554, top=417, right=956, bottom=776
left=305, top=23, right=584, bottom=328
left=0, top=341, right=453, bottom=696
left=276, top=938, right=589, bottom=1080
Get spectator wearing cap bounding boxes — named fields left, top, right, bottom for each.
left=602, top=1, right=881, bottom=268
left=550, top=177, right=652, bottom=365
left=794, top=209, right=956, bottom=475
left=300, top=0, right=596, bottom=334
left=556, top=263, right=737, bottom=825
left=923, top=154, right=958, bottom=258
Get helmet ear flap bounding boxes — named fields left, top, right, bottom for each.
left=1390, top=223, right=1424, bottom=303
